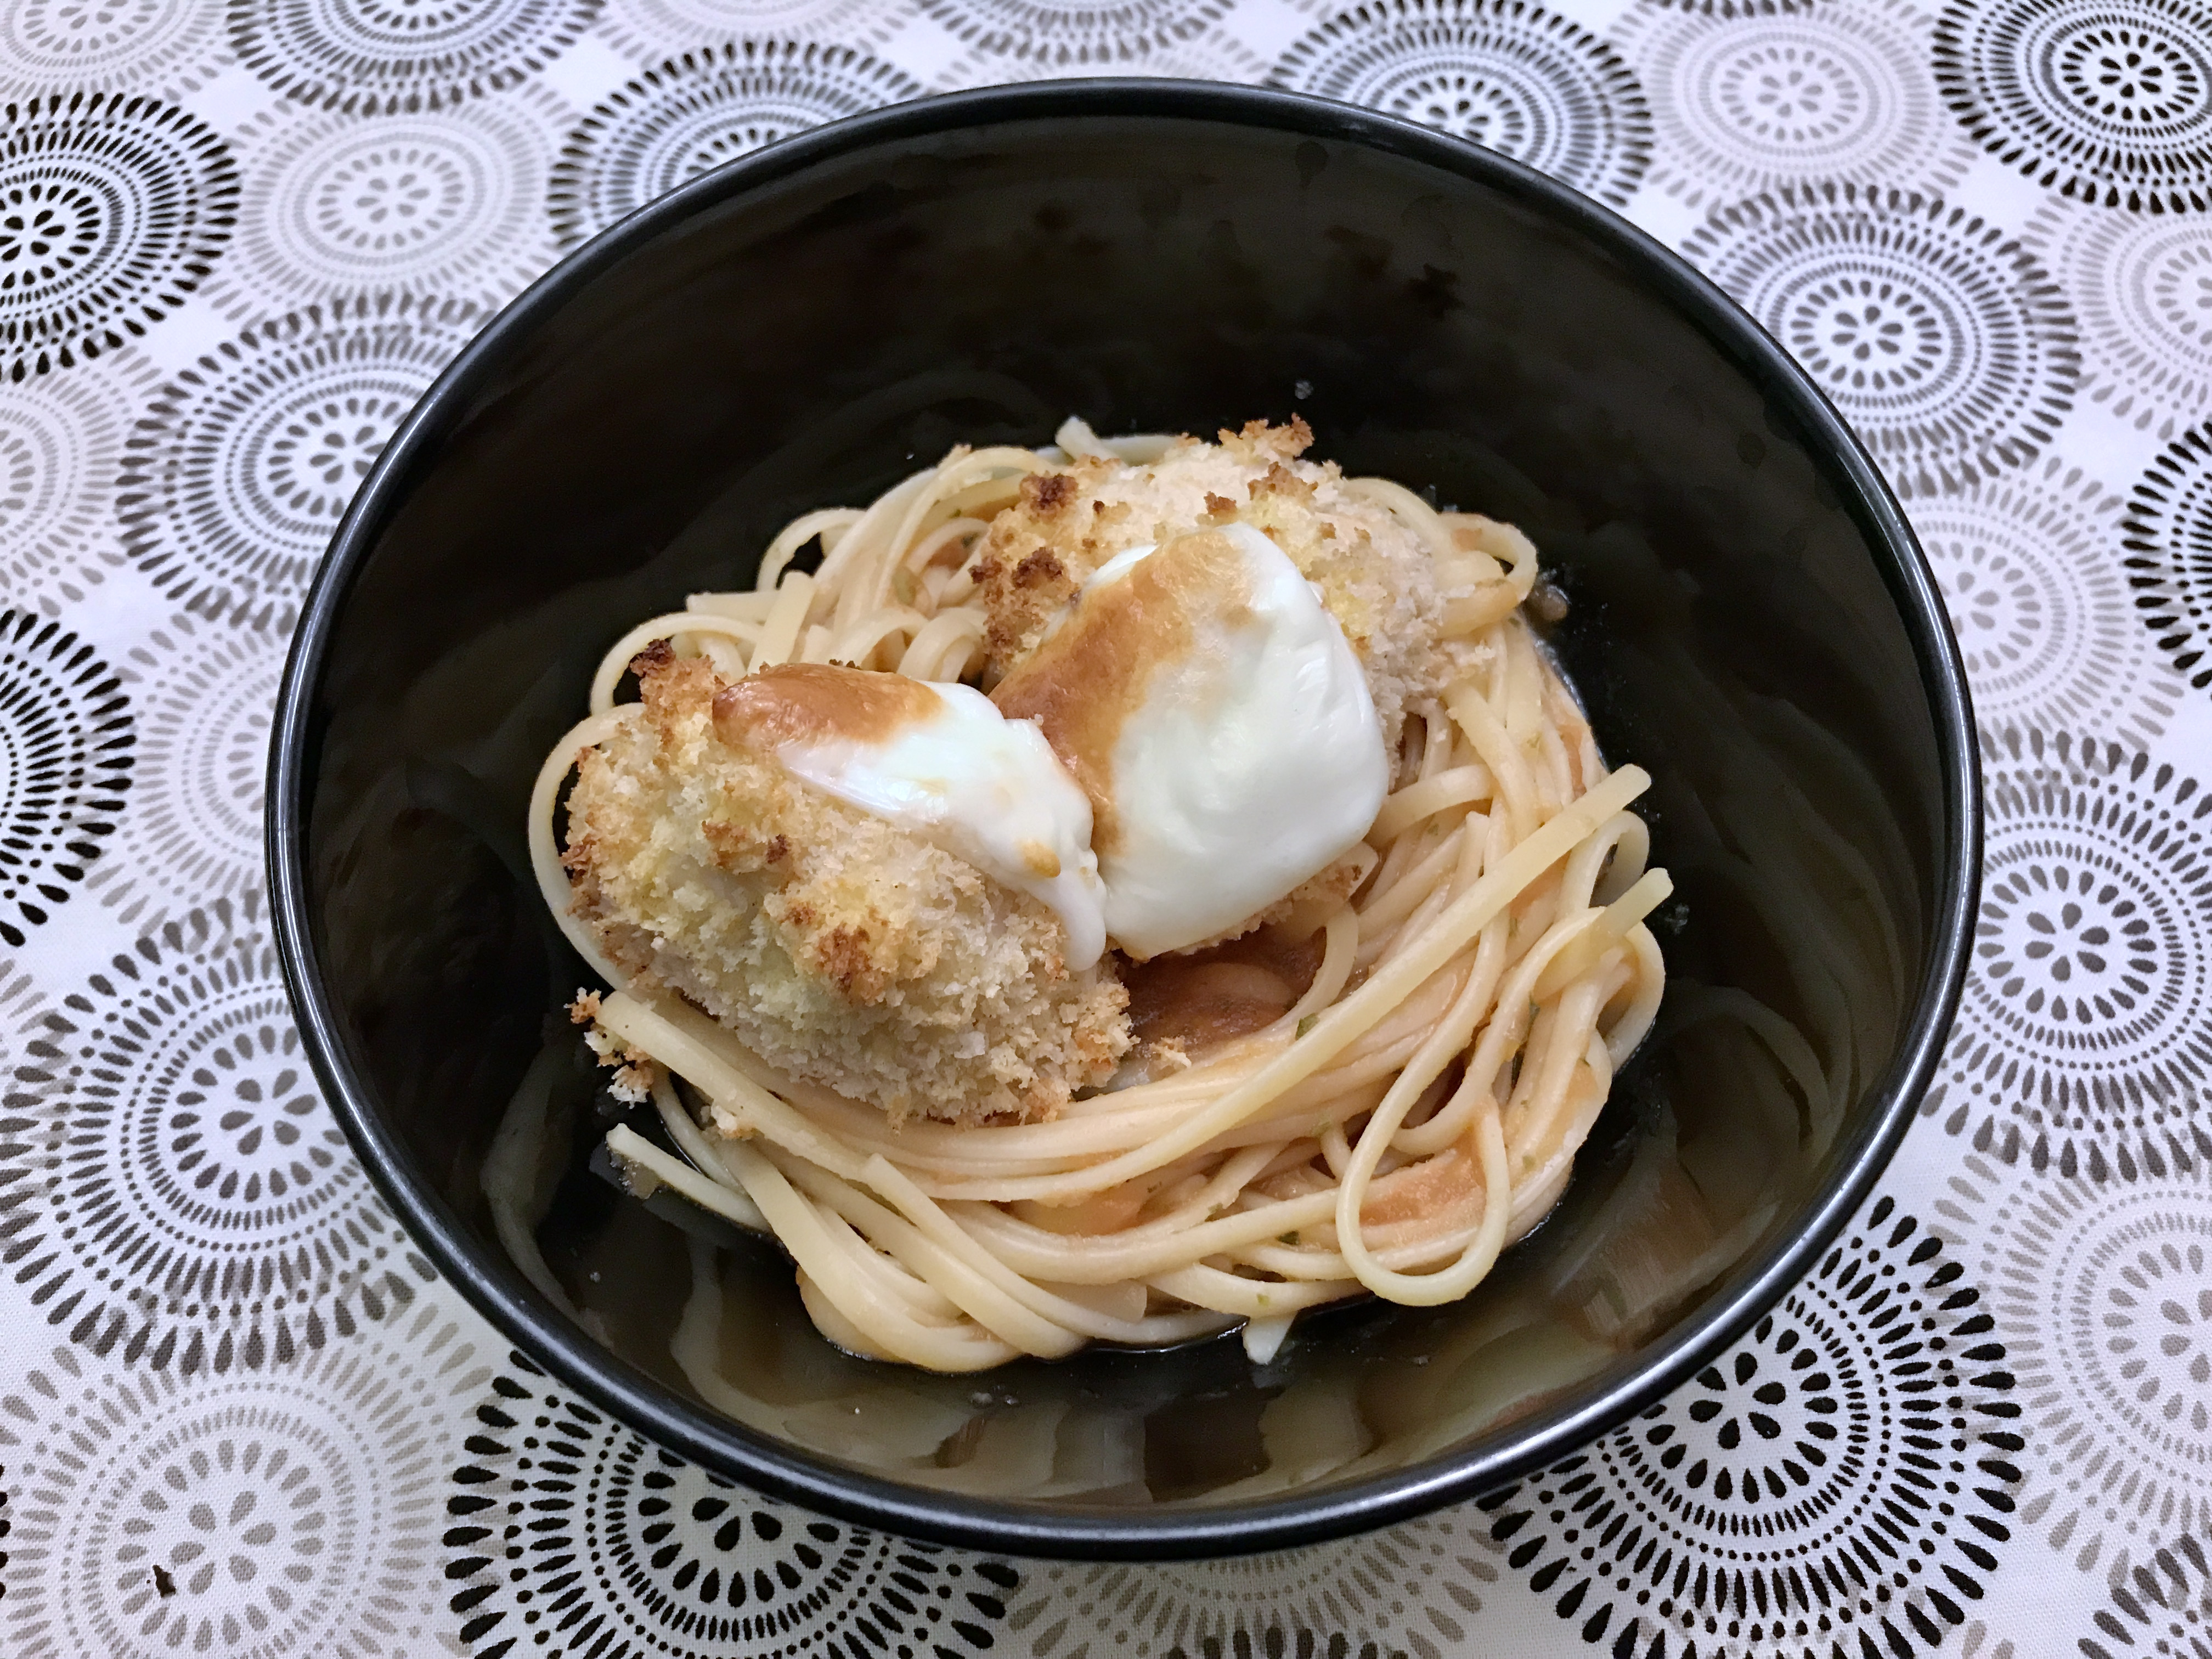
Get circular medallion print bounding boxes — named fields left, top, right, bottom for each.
left=1269, top=0, right=1653, bottom=208
left=0, top=952, right=49, bottom=1082
left=2028, top=202, right=2212, bottom=438
left=1636, top=0, right=1821, bottom=14
left=2079, top=1532, right=2212, bottom=1659
left=113, top=294, right=479, bottom=634
left=549, top=40, right=924, bottom=246
left=2123, top=421, right=2212, bottom=696
left=0, top=1308, right=482, bottom=1657
left=1958, top=1152, right=2212, bottom=1579
left=443, top=1354, right=1022, bottom=1658
left=0, top=358, right=154, bottom=600
left=215, top=86, right=566, bottom=313
left=0, top=0, right=226, bottom=97
left=0, top=898, right=430, bottom=1373
left=919, top=0, right=1228, bottom=66
left=0, top=92, right=238, bottom=381
left=601, top=0, right=896, bottom=60
left=939, top=28, right=1263, bottom=86
left=1933, top=0, right=2212, bottom=215
left=1925, top=728, right=2212, bottom=1182
left=0, top=611, right=132, bottom=948
left=1684, top=184, right=2080, bottom=496
left=1616, top=0, right=1973, bottom=206
left=227, top=0, right=601, bottom=116
left=1911, top=461, right=2178, bottom=750
left=1481, top=1196, right=2022, bottom=1658
left=1015, top=1515, right=1492, bottom=1659
left=81, top=614, right=277, bottom=927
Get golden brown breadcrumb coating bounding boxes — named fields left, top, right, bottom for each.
left=970, top=419, right=1443, bottom=749
left=562, top=648, right=1130, bottom=1124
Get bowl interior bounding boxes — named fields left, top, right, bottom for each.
left=284, top=90, right=1964, bottom=1553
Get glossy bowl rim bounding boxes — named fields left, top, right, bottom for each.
left=268, top=77, right=1981, bottom=1561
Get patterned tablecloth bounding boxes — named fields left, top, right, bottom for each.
left=3, top=1, right=2211, bottom=1655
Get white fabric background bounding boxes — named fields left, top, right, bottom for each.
left=1, top=2, right=2209, bottom=1655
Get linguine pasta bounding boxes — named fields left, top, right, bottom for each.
left=524, top=420, right=1670, bottom=1372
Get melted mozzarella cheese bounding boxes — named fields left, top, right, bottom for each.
left=774, top=681, right=1109, bottom=970
left=991, top=521, right=1389, bottom=961
left=1090, top=523, right=1389, bottom=958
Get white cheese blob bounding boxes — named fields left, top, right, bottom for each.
left=993, top=521, right=1390, bottom=960
left=771, top=680, right=1109, bottom=970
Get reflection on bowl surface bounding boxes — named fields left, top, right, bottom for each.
left=270, top=81, right=1976, bottom=1558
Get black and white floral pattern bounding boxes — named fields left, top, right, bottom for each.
left=1926, top=728, right=2211, bottom=1182
left=938, top=26, right=1266, bottom=88
left=1912, top=460, right=2180, bottom=749
left=0, top=91, right=238, bottom=380
left=1933, top=0, right=2212, bottom=216
left=0, top=898, right=433, bottom=1373
left=2077, top=1532, right=2212, bottom=1659
left=0, top=610, right=133, bottom=948
left=0, top=1, right=228, bottom=100
left=227, top=0, right=603, bottom=116
left=1615, top=0, right=1973, bottom=208
left=549, top=40, right=924, bottom=247
left=1684, top=183, right=2080, bottom=497
left=2027, top=200, right=2212, bottom=441
left=2125, top=420, right=2212, bottom=696
left=0, top=3, right=2208, bottom=1655
left=1945, top=1150, right=2212, bottom=1585
left=442, top=1353, right=1023, bottom=1659
left=920, top=0, right=1229, bottom=68
left=0, top=352, right=155, bottom=607
left=83, top=613, right=279, bottom=927
left=1271, top=1, right=1652, bottom=207
left=1480, top=1195, right=2023, bottom=1658
left=1009, top=1521, right=1494, bottom=1659
left=213, top=84, right=569, bottom=314
left=599, top=0, right=906, bottom=65
left=0, top=1295, right=483, bottom=1656
left=113, top=294, right=482, bottom=634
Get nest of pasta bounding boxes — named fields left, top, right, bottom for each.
left=526, top=417, right=1670, bottom=1371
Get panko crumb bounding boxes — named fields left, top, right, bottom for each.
left=972, top=418, right=1444, bottom=751
left=569, top=993, right=656, bottom=1102
left=562, top=650, right=1130, bottom=1125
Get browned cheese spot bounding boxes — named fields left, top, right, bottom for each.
left=989, top=527, right=1252, bottom=857
left=712, top=662, right=942, bottom=752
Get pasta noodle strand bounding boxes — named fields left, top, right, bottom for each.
left=540, top=432, right=1670, bottom=1370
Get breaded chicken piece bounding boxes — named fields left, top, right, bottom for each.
left=563, top=648, right=1130, bottom=1124
left=972, top=419, right=1442, bottom=749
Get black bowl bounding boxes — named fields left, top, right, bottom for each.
left=269, top=80, right=1977, bottom=1559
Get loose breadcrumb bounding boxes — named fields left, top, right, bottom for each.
left=563, top=651, right=1130, bottom=1124
left=571, top=991, right=657, bottom=1102
left=972, top=418, right=1443, bottom=750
